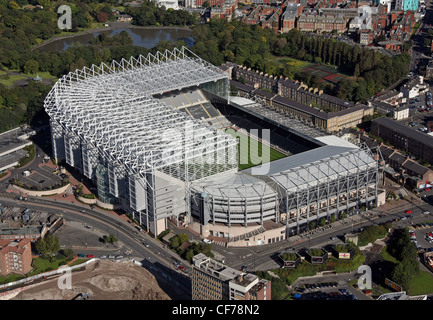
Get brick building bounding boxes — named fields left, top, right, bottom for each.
left=371, top=117, right=433, bottom=165
left=225, top=63, right=373, bottom=132
left=0, top=238, right=32, bottom=276
left=297, top=13, right=347, bottom=33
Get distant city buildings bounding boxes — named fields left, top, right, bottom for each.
left=201, top=0, right=421, bottom=45
left=191, top=253, right=271, bottom=300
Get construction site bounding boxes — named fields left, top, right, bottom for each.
left=8, top=259, right=172, bottom=300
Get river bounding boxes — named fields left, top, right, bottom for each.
left=37, top=26, right=194, bottom=52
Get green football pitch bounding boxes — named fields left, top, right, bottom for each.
left=225, top=129, right=287, bottom=170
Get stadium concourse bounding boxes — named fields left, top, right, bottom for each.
left=44, top=46, right=384, bottom=247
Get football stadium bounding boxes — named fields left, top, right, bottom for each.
left=44, top=47, right=383, bottom=246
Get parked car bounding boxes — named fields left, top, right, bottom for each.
left=203, top=239, right=212, bottom=244
left=405, top=210, right=412, bottom=214
left=87, top=254, right=95, bottom=258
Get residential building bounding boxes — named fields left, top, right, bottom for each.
left=225, top=64, right=373, bottom=132
left=371, top=116, right=433, bottom=164
left=393, top=106, right=409, bottom=120
left=191, top=253, right=271, bottom=300
left=0, top=238, right=32, bottom=276
left=400, top=76, right=427, bottom=99
left=377, top=144, right=433, bottom=188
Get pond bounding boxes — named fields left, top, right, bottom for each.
left=37, top=27, right=194, bottom=52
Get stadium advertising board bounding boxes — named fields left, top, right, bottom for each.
left=385, top=278, right=403, bottom=292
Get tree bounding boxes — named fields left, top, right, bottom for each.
left=62, top=248, right=75, bottom=260
left=103, top=234, right=118, bottom=244
left=23, top=59, right=39, bottom=74
left=36, top=234, right=60, bottom=261
left=97, top=11, right=109, bottom=23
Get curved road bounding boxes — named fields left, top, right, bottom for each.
left=0, top=193, right=192, bottom=299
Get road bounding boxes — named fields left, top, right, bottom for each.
left=0, top=193, right=192, bottom=299
left=217, top=197, right=433, bottom=272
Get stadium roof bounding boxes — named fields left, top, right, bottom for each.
left=192, top=171, right=277, bottom=200
left=244, top=136, right=377, bottom=192
left=44, top=47, right=237, bottom=180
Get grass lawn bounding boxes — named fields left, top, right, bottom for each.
left=225, top=129, right=287, bottom=170
left=0, top=273, right=26, bottom=285
left=380, top=246, right=399, bottom=264
left=0, top=74, right=28, bottom=86
left=25, top=71, right=57, bottom=80
left=0, top=70, right=57, bottom=86
left=266, top=55, right=313, bottom=73
left=408, top=270, right=433, bottom=295
left=68, top=258, right=89, bottom=267
left=28, top=256, right=71, bottom=276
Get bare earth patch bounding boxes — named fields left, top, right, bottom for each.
left=12, top=260, right=171, bottom=300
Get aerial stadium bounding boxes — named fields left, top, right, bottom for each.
left=44, top=46, right=385, bottom=246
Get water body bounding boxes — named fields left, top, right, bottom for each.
left=38, top=27, right=194, bottom=52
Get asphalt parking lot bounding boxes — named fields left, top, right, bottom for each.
left=410, top=222, right=433, bottom=250
left=18, top=165, right=64, bottom=190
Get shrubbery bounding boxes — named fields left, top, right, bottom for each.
left=170, top=233, right=214, bottom=262
left=357, top=223, right=392, bottom=246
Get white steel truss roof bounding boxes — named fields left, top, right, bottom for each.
left=44, top=47, right=237, bottom=178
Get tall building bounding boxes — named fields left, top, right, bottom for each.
left=191, top=253, right=271, bottom=300
left=0, top=239, right=32, bottom=276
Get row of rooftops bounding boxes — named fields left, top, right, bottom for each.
left=373, top=117, right=433, bottom=150
left=230, top=79, right=369, bottom=121
left=224, top=62, right=355, bottom=106
left=357, top=129, right=432, bottom=178
left=0, top=238, right=31, bottom=256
